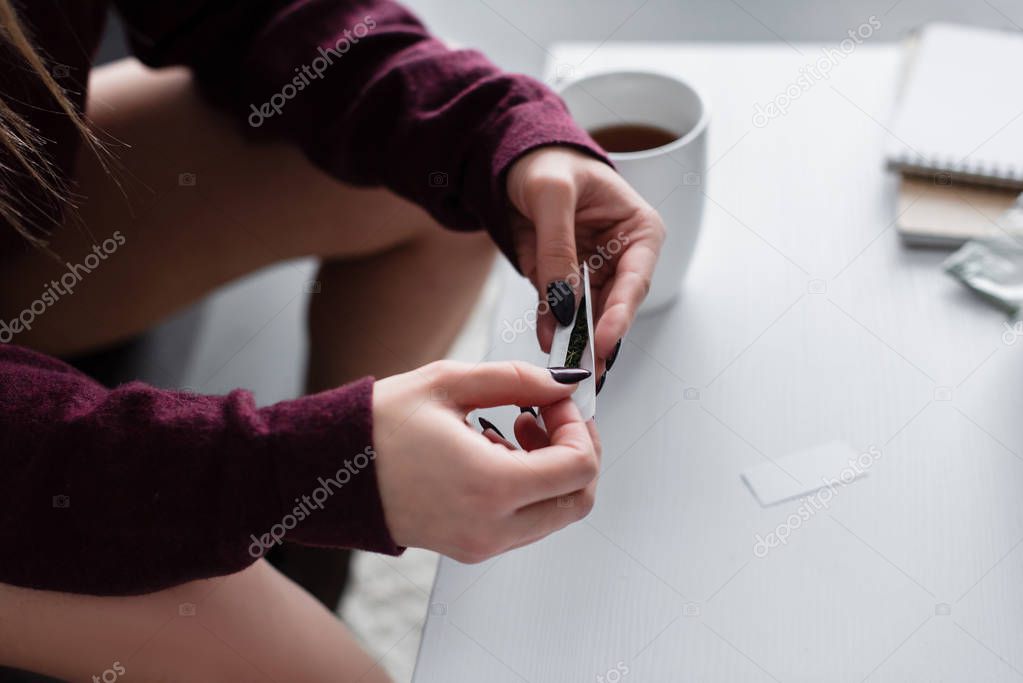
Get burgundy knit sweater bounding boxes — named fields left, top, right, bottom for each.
left=0, top=0, right=605, bottom=595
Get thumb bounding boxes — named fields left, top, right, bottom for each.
left=444, top=361, right=590, bottom=410
left=529, top=178, right=581, bottom=337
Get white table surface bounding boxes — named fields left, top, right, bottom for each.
left=413, top=41, right=1023, bottom=682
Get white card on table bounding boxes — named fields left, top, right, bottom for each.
left=741, top=441, right=868, bottom=507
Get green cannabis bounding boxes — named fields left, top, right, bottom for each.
left=564, top=296, right=588, bottom=368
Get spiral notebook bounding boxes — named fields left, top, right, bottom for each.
left=886, top=23, right=1023, bottom=190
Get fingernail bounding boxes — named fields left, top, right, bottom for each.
left=519, top=406, right=538, bottom=417
left=546, top=280, right=575, bottom=327
left=478, top=417, right=505, bottom=439
left=596, top=372, right=607, bottom=395
left=549, top=367, right=591, bottom=384
left=606, top=339, right=622, bottom=371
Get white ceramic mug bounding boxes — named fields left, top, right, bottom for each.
left=557, top=70, right=709, bottom=313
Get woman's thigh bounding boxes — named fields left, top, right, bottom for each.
left=0, top=58, right=441, bottom=356
left=0, top=560, right=391, bottom=683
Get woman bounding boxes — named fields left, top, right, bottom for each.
left=0, top=0, right=664, bottom=680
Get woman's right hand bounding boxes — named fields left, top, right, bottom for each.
left=372, top=361, right=601, bottom=563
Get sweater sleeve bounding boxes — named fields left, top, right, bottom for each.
left=0, top=344, right=400, bottom=596
left=111, top=0, right=609, bottom=267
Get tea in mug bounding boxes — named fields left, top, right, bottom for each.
left=588, top=123, right=678, bottom=153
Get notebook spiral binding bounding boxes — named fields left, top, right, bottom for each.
left=888, top=148, right=1023, bottom=189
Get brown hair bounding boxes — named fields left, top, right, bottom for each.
left=0, top=0, right=102, bottom=247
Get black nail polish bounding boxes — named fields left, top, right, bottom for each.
left=546, top=280, right=575, bottom=327
left=549, top=367, right=591, bottom=384
left=596, top=372, right=607, bottom=395
left=478, top=417, right=504, bottom=439
left=519, top=406, right=538, bottom=417
left=606, top=339, right=622, bottom=371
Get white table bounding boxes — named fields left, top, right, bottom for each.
left=413, top=42, right=1023, bottom=682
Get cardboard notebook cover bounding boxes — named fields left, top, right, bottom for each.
left=896, top=176, right=1019, bottom=247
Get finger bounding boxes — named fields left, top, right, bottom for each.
left=480, top=420, right=517, bottom=450
left=530, top=178, right=581, bottom=348
left=443, top=361, right=584, bottom=410
left=586, top=418, right=602, bottom=467
left=593, top=235, right=661, bottom=360
left=592, top=277, right=618, bottom=378
left=514, top=411, right=549, bottom=451
left=502, top=479, right=597, bottom=550
left=538, top=392, right=588, bottom=440
left=498, top=441, right=598, bottom=504
left=509, top=442, right=599, bottom=551
left=537, top=300, right=558, bottom=355
left=499, top=398, right=598, bottom=505
left=504, top=499, right=584, bottom=548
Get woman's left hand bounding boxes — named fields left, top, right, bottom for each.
left=506, top=146, right=665, bottom=381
